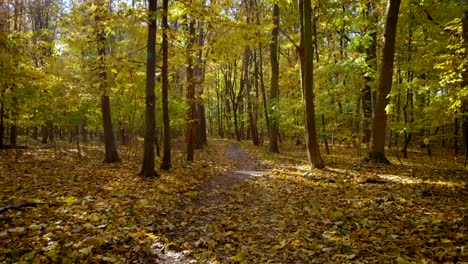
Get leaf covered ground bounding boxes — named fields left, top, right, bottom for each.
left=0, top=139, right=467, bottom=263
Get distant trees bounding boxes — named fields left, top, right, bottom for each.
left=1, top=0, right=467, bottom=169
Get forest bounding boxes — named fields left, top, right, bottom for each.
left=0, top=0, right=467, bottom=262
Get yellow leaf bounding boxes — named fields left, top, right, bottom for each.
left=232, top=251, right=247, bottom=262
left=396, top=256, right=412, bottom=264
left=79, top=246, right=93, bottom=255
left=65, top=196, right=77, bottom=206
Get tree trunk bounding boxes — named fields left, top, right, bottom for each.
left=369, top=0, right=401, bottom=163
left=186, top=16, right=197, bottom=162
left=195, top=21, right=208, bottom=149
left=101, top=95, right=121, bottom=163
left=462, top=11, right=468, bottom=167
left=160, top=0, right=172, bottom=170
left=322, top=114, right=330, bottom=155
left=140, top=0, right=158, bottom=177
left=10, top=123, right=16, bottom=146
left=0, top=96, right=3, bottom=147
left=41, top=125, right=48, bottom=144
left=246, top=52, right=259, bottom=145
left=269, top=4, right=280, bottom=153
left=95, top=1, right=121, bottom=163
left=361, top=0, right=377, bottom=144
left=455, top=116, right=459, bottom=156
left=300, top=0, right=324, bottom=169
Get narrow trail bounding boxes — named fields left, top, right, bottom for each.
left=153, top=143, right=264, bottom=263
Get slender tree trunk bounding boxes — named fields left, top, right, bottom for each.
left=95, top=2, right=121, bottom=163
left=186, top=16, right=197, bottom=162
left=10, top=123, right=16, bottom=146
left=140, top=0, right=158, bottom=177
left=241, top=6, right=259, bottom=146
left=232, top=102, right=241, bottom=141
left=258, top=44, right=270, bottom=134
left=76, top=126, right=82, bottom=160
left=216, top=72, right=224, bottom=138
left=361, top=0, right=377, bottom=144
left=322, top=114, right=330, bottom=155
left=269, top=4, right=280, bottom=153
left=41, top=125, right=48, bottom=144
left=455, top=116, right=459, bottom=156
left=402, top=13, right=415, bottom=159
left=195, top=21, right=208, bottom=149
left=160, top=0, right=171, bottom=170
left=0, top=99, right=4, bottom=147
left=300, top=0, right=324, bottom=169
left=253, top=0, right=270, bottom=135
left=246, top=47, right=259, bottom=146
left=461, top=11, right=468, bottom=167
left=369, top=0, right=401, bottom=163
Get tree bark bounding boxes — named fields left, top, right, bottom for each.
left=0, top=92, right=4, bottom=147
left=160, top=0, right=171, bottom=170
left=245, top=46, right=259, bottom=146
left=186, top=16, right=197, bottom=162
left=95, top=1, right=121, bottom=163
left=462, top=11, right=468, bottom=167
left=300, top=0, right=324, bottom=169
left=195, top=21, right=208, bottom=149
left=361, top=0, right=377, bottom=144
left=369, top=0, right=401, bottom=163
left=269, top=4, right=280, bottom=153
left=140, top=0, right=158, bottom=177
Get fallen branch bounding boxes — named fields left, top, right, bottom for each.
left=360, top=178, right=387, bottom=184
left=0, top=202, right=44, bottom=214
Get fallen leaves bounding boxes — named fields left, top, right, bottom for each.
left=1, top=140, right=467, bottom=263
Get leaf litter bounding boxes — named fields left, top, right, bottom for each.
left=0, top=140, right=467, bottom=263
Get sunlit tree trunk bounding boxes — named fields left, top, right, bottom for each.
left=269, top=3, right=280, bottom=153
left=300, top=0, right=324, bottom=169
left=369, top=0, right=401, bottom=163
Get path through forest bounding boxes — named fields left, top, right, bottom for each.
left=154, top=143, right=265, bottom=263
left=151, top=141, right=467, bottom=263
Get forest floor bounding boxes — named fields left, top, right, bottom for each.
left=0, top=138, right=467, bottom=263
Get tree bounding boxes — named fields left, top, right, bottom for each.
left=140, top=0, right=159, bottom=177
left=300, top=0, right=324, bottom=169
left=369, top=0, right=401, bottom=163
left=361, top=0, right=377, bottom=144
left=160, top=0, right=171, bottom=170
left=269, top=3, right=280, bottom=153
left=186, top=15, right=197, bottom=162
left=462, top=10, right=468, bottom=166
left=95, top=0, right=121, bottom=163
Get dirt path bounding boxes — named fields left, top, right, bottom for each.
left=153, top=144, right=263, bottom=263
